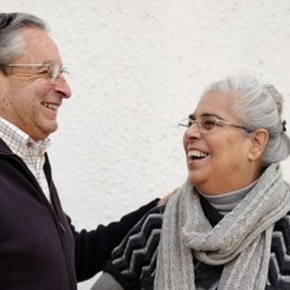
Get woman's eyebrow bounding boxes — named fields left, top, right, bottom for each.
left=188, top=112, right=224, bottom=119
left=202, top=112, right=221, bottom=118
left=188, top=113, right=195, bottom=120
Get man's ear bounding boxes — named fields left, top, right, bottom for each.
left=248, top=129, right=269, bottom=161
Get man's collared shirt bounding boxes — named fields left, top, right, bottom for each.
left=0, top=117, right=51, bottom=201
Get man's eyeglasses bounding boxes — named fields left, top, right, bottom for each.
left=178, top=115, right=251, bottom=134
left=5, top=63, right=69, bottom=83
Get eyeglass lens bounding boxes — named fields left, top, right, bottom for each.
left=179, top=117, right=217, bottom=134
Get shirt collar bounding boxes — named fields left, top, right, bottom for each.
left=0, top=117, right=50, bottom=156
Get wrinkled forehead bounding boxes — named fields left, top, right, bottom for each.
left=17, top=27, right=62, bottom=63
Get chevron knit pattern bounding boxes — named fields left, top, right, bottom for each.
left=104, top=203, right=290, bottom=290
left=105, top=205, right=164, bottom=290
left=267, top=213, right=290, bottom=289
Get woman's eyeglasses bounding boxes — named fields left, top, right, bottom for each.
left=178, top=115, right=251, bottom=134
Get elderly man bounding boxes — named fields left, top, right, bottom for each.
left=0, top=12, right=169, bottom=290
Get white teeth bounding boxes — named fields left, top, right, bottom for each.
left=188, top=150, right=208, bottom=158
left=42, top=103, right=58, bottom=111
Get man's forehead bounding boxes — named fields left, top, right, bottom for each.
left=18, top=28, right=61, bottom=63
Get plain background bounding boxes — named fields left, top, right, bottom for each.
left=1, top=1, right=290, bottom=289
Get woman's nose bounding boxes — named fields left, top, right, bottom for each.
left=184, top=123, right=202, bottom=140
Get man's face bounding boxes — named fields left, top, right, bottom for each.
left=0, top=27, right=72, bottom=141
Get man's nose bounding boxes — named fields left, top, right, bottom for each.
left=53, top=75, right=72, bottom=98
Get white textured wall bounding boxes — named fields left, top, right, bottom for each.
left=2, top=1, right=290, bottom=289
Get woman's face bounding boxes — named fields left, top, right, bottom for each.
left=183, top=91, right=255, bottom=195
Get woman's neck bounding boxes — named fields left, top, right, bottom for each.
left=198, top=181, right=257, bottom=215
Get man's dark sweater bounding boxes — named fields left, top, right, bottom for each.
left=0, top=138, right=158, bottom=290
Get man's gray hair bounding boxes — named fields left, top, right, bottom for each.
left=0, top=13, right=49, bottom=69
left=202, top=74, right=290, bottom=166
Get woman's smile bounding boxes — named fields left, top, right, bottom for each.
left=187, top=149, right=209, bottom=165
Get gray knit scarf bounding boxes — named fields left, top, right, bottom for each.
left=154, top=164, right=290, bottom=290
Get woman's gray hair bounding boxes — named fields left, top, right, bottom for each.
left=202, top=74, right=290, bottom=166
left=0, top=13, right=49, bottom=71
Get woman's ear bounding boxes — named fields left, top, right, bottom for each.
left=248, top=129, right=269, bottom=161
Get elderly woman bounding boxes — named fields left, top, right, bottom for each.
left=92, top=74, right=290, bottom=290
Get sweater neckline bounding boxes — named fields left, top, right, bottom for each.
left=198, top=181, right=257, bottom=215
